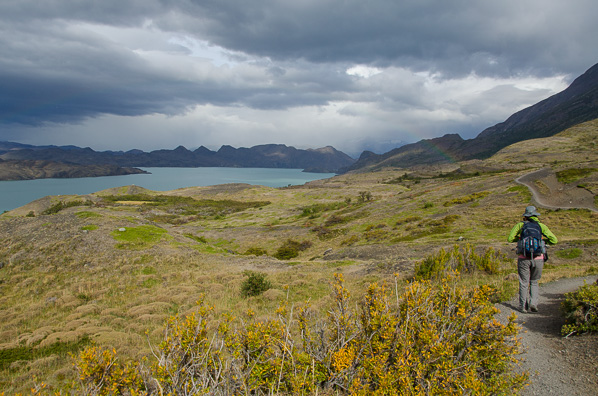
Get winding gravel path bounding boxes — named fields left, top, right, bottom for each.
left=496, top=275, right=598, bottom=395
left=515, top=168, right=597, bottom=212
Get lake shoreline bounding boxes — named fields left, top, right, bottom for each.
left=0, top=167, right=335, bottom=213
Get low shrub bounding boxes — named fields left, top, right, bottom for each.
left=561, top=282, right=598, bottom=336
left=273, top=239, right=312, bottom=260
left=340, top=234, right=360, bottom=246
left=414, top=244, right=502, bottom=280
left=71, top=275, right=527, bottom=395
left=244, top=246, right=268, bottom=256
left=384, top=173, right=422, bottom=184
left=443, top=191, right=490, bottom=207
left=73, top=346, right=143, bottom=394
left=240, top=271, right=272, bottom=297
left=42, top=200, right=91, bottom=215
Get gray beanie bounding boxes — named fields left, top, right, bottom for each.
left=523, top=205, right=540, bottom=217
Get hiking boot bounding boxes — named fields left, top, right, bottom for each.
left=519, top=306, right=527, bottom=313
left=530, top=306, right=538, bottom=312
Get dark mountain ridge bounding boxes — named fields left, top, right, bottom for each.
left=0, top=142, right=355, bottom=173
left=343, top=62, right=598, bottom=172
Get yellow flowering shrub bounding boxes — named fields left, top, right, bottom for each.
left=72, top=346, right=143, bottom=395
left=72, top=274, right=526, bottom=395
left=414, top=244, right=503, bottom=280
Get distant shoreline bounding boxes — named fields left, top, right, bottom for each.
left=0, top=159, right=148, bottom=181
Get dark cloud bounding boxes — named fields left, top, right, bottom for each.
left=164, top=0, right=597, bottom=77
left=0, top=0, right=595, bottom=152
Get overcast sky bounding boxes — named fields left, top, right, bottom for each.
left=0, top=0, right=596, bottom=157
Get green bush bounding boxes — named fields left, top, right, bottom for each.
left=414, top=244, right=502, bottom=280
left=273, top=239, right=312, bottom=260
left=240, top=271, right=272, bottom=297
left=561, top=282, right=598, bottom=336
left=244, top=247, right=268, bottom=256
left=42, top=200, right=91, bottom=215
left=273, top=246, right=299, bottom=260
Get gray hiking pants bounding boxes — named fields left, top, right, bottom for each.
left=518, top=257, right=544, bottom=310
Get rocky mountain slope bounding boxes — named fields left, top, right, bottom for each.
left=0, top=159, right=147, bottom=181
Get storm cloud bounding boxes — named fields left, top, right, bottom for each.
left=0, top=0, right=596, bottom=155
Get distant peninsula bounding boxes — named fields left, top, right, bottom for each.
left=0, top=142, right=355, bottom=174
left=0, top=159, right=148, bottom=181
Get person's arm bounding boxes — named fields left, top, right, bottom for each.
left=507, top=222, right=523, bottom=242
left=540, top=223, right=558, bottom=245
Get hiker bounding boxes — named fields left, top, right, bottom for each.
left=507, top=206, right=558, bottom=313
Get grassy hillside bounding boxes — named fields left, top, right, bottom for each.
left=0, top=120, right=597, bottom=393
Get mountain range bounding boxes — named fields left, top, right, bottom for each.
left=343, top=62, right=598, bottom=172
left=0, top=143, right=355, bottom=175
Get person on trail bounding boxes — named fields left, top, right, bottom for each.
left=508, top=206, right=558, bottom=313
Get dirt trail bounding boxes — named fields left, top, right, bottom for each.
left=496, top=276, right=598, bottom=395
left=516, top=168, right=597, bottom=212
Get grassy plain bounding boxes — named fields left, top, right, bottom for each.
left=0, top=120, right=597, bottom=393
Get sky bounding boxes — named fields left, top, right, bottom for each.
left=0, top=1, right=596, bottom=157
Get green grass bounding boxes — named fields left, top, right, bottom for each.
left=141, top=266, right=157, bottom=275
left=142, top=277, right=160, bottom=288
left=443, top=191, right=490, bottom=207
left=507, top=185, right=532, bottom=202
left=184, top=233, right=208, bottom=243
left=81, top=225, right=98, bottom=231
left=75, top=211, right=102, bottom=219
left=555, top=248, right=583, bottom=259
left=111, top=225, right=168, bottom=249
left=556, top=168, right=598, bottom=184
left=0, top=337, right=91, bottom=370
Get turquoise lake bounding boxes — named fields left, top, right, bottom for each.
left=0, top=167, right=335, bottom=212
